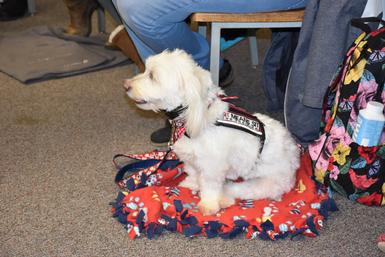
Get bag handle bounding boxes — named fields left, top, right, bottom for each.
left=383, top=0, right=385, bottom=21
left=351, top=17, right=385, bottom=33
left=323, top=54, right=354, bottom=134
left=374, top=72, right=385, bottom=102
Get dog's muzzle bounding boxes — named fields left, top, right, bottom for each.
left=123, top=79, right=148, bottom=105
left=123, top=79, right=132, bottom=92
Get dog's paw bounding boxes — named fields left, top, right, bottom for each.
left=179, top=177, right=200, bottom=191
left=219, top=195, right=235, bottom=209
left=198, top=199, right=220, bottom=216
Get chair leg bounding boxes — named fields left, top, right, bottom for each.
left=210, top=23, right=221, bottom=85
left=248, top=35, right=259, bottom=68
left=198, top=25, right=207, bottom=37
left=27, top=0, right=37, bottom=15
left=96, top=0, right=121, bottom=24
left=97, top=7, right=106, bottom=33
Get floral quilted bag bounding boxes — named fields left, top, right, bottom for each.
left=309, top=18, right=385, bottom=206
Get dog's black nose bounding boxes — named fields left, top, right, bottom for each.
left=123, top=79, right=132, bottom=92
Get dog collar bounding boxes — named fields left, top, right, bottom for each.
left=164, top=105, right=187, bottom=120
left=162, top=106, right=189, bottom=147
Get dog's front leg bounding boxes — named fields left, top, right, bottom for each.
left=178, top=162, right=200, bottom=191
left=198, top=168, right=225, bottom=216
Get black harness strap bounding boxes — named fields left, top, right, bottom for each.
left=164, top=105, right=187, bottom=120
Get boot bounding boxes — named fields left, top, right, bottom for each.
left=108, top=25, right=145, bottom=72
left=63, top=0, right=99, bottom=37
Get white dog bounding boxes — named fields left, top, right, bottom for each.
left=123, top=49, right=300, bottom=216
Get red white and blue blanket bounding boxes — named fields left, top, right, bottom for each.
left=111, top=150, right=337, bottom=240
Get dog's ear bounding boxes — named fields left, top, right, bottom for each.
left=180, top=64, right=212, bottom=138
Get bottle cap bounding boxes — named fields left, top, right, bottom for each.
left=366, top=101, right=384, bottom=114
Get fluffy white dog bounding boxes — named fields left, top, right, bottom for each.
left=124, top=49, right=300, bottom=216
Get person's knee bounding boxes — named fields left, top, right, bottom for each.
left=115, top=0, right=152, bottom=30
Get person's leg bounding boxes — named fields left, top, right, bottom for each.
left=112, top=0, right=209, bottom=68
left=263, top=29, right=300, bottom=111
left=112, top=0, right=307, bottom=69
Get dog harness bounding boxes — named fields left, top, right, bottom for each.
left=164, top=96, right=265, bottom=152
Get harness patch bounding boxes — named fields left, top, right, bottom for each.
left=217, top=110, right=264, bottom=137
left=215, top=105, right=265, bottom=152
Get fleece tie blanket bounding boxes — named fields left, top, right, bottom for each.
left=111, top=150, right=338, bottom=240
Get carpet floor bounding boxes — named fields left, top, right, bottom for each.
left=1, top=1, right=384, bottom=257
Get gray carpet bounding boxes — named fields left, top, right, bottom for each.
left=1, top=1, right=384, bottom=257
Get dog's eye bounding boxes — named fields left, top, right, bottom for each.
left=149, top=72, right=154, bottom=80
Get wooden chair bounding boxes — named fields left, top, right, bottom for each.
left=190, top=9, right=305, bottom=85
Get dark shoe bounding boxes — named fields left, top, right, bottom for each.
left=219, top=59, right=234, bottom=88
left=150, top=120, right=171, bottom=146
left=0, top=0, right=27, bottom=21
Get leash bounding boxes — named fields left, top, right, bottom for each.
left=113, top=150, right=180, bottom=189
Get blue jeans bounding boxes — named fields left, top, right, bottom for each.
left=112, top=0, right=307, bottom=69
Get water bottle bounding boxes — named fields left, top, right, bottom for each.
left=352, top=101, right=385, bottom=147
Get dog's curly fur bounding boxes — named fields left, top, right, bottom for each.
left=124, top=49, right=300, bottom=216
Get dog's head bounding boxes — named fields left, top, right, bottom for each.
left=124, top=49, right=218, bottom=137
